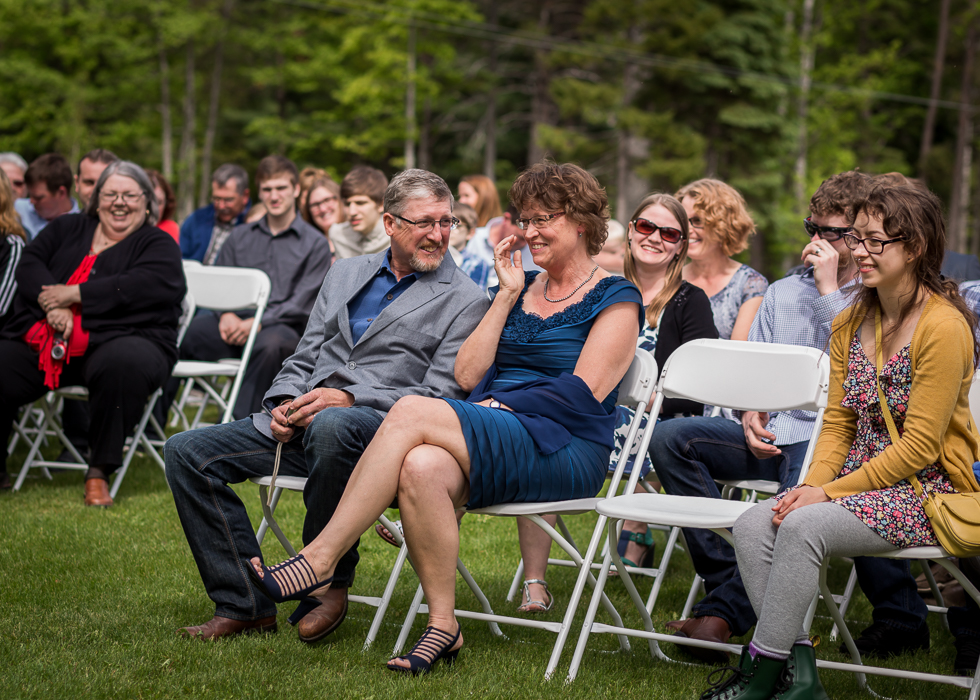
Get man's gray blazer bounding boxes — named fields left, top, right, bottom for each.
left=252, top=248, right=490, bottom=438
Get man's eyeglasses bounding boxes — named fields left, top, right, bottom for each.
left=212, top=195, right=240, bottom=206
left=517, top=212, right=564, bottom=230
left=804, top=217, right=852, bottom=241
left=391, top=213, right=459, bottom=232
left=100, top=191, right=145, bottom=204
left=841, top=232, right=905, bottom=255
left=631, top=217, right=684, bottom=244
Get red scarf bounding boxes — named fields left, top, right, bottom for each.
left=23, top=253, right=96, bottom=389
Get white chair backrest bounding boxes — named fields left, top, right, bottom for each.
left=176, top=291, right=196, bottom=346
left=616, top=348, right=658, bottom=408
left=183, top=266, right=272, bottom=313
left=659, top=339, right=829, bottom=413
left=652, top=339, right=831, bottom=487
left=606, top=349, right=658, bottom=498
left=970, top=373, right=980, bottom=432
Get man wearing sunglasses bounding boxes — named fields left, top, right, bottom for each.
left=652, top=171, right=933, bottom=663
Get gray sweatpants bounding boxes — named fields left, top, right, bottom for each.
left=733, top=498, right=896, bottom=656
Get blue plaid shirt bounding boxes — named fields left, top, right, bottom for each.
left=747, top=267, right=859, bottom=446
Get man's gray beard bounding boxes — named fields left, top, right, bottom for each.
left=410, top=249, right=444, bottom=273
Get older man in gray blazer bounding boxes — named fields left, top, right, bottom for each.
left=166, top=170, right=490, bottom=641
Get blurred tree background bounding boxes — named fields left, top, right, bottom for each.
left=1, top=0, right=977, bottom=277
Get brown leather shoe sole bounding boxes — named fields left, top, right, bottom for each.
left=178, top=615, right=278, bottom=640
left=298, top=590, right=348, bottom=645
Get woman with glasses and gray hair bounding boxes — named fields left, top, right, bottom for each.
left=247, top=162, right=643, bottom=674
left=0, top=160, right=185, bottom=503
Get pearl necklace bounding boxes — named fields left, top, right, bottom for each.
left=543, top=264, right=599, bottom=303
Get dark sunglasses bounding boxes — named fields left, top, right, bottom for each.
left=632, top=217, right=684, bottom=243
left=803, top=217, right=852, bottom=241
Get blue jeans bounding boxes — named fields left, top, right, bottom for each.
left=164, top=407, right=385, bottom=621
left=650, top=416, right=926, bottom=635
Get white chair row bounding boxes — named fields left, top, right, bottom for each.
left=249, top=347, right=661, bottom=661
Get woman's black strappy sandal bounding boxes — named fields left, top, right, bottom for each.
left=387, top=625, right=462, bottom=676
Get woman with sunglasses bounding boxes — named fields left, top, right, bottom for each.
left=704, top=184, right=980, bottom=698
left=247, top=162, right=643, bottom=673
left=676, top=179, right=767, bottom=341
left=600, top=194, right=720, bottom=573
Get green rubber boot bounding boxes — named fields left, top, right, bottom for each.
left=699, top=646, right=786, bottom=700
left=771, top=643, right=830, bottom=700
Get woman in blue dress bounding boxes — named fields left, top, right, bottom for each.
left=249, top=162, right=643, bottom=674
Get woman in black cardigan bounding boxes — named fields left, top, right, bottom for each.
left=515, top=193, right=718, bottom=613
left=0, top=161, right=185, bottom=504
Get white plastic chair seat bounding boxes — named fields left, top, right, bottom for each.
left=715, top=479, right=780, bottom=494
left=595, top=492, right=753, bottom=532
left=173, top=360, right=243, bottom=377
left=251, top=475, right=308, bottom=491
left=469, top=498, right=603, bottom=517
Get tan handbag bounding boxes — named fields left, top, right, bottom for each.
left=873, top=307, right=980, bottom=557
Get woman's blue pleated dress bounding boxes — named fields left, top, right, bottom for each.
left=442, top=272, right=642, bottom=509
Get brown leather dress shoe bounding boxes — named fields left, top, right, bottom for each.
left=84, top=479, right=113, bottom=507
left=297, top=588, right=348, bottom=644
left=666, top=615, right=732, bottom=664
left=178, top=615, right=278, bottom=640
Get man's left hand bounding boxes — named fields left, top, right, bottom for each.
left=771, top=485, right=830, bottom=526
left=285, top=388, right=355, bottom=428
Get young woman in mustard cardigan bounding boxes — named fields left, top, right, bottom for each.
left=700, top=184, right=980, bottom=700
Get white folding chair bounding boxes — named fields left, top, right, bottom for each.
left=249, top=474, right=419, bottom=650
left=392, top=348, right=660, bottom=675
left=820, top=546, right=980, bottom=698
left=12, top=292, right=196, bottom=498
left=168, top=266, right=271, bottom=428
left=566, top=339, right=830, bottom=680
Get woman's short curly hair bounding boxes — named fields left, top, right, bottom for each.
left=675, top=178, right=756, bottom=257
left=508, top=162, right=609, bottom=256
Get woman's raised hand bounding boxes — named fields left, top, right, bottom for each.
left=494, top=235, right=525, bottom=299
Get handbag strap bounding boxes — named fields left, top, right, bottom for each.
left=874, top=306, right=926, bottom=501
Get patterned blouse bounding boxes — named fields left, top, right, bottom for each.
left=708, top=264, right=768, bottom=340
left=779, top=333, right=954, bottom=547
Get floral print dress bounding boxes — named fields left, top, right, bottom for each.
left=782, top=333, right=954, bottom=547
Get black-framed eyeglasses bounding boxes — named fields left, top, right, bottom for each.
left=804, top=217, right=852, bottom=241
left=841, top=232, right=906, bottom=255
left=391, top=213, right=459, bottom=232
left=517, top=212, right=564, bottom=230
left=631, top=217, right=684, bottom=244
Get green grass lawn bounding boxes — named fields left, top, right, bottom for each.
left=0, top=438, right=972, bottom=699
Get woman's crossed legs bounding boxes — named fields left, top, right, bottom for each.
left=250, top=395, right=472, bottom=665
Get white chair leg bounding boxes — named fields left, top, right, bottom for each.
left=506, top=558, right=525, bottom=603
left=681, top=574, right=703, bottom=620
left=829, top=562, right=859, bottom=641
